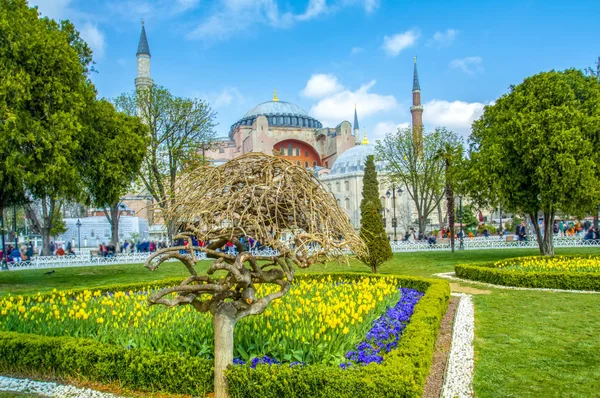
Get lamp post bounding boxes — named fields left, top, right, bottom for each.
left=458, top=195, right=464, bottom=250
left=76, top=219, right=82, bottom=253
left=386, top=184, right=403, bottom=242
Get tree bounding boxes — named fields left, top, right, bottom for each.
left=376, top=127, right=454, bottom=234
left=115, top=86, right=217, bottom=240
left=585, top=57, right=600, bottom=229
left=435, top=136, right=463, bottom=252
left=0, top=0, right=97, bottom=255
left=79, top=99, right=148, bottom=248
left=143, top=154, right=364, bottom=398
left=466, top=69, right=600, bottom=255
left=358, top=155, right=392, bottom=273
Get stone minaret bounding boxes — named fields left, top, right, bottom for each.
left=410, top=56, right=423, bottom=146
left=135, top=20, right=153, bottom=90
left=353, top=105, right=360, bottom=137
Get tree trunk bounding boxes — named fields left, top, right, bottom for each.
left=594, top=211, right=599, bottom=230
left=418, top=214, right=426, bottom=235
left=447, top=192, right=455, bottom=253
left=107, top=203, right=120, bottom=248
left=213, top=312, right=236, bottom=398
left=0, top=206, right=7, bottom=266
left=530, top=212, right=554, bottom=256
left=41, top=232, right=51, bottom=257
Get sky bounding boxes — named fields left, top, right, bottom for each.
left=30, top=0, right=599, bottom=141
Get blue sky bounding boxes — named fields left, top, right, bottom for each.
left=31, top=0, right=598, bottom=140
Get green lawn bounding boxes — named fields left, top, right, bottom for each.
left=1, top=247, right=599, bottom=397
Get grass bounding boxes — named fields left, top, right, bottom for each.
left=1, top=246, right=600, bottom=397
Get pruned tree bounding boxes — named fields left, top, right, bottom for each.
left=79, top=99, right=148, bottom=248
left=358, top=155, right=392, bottom=272
left=114, top=86, right=217, bottom=240
left=435, top=137, right=464, bottom=252
left=144, top=153, right=365, bottom=398
left=467, top=69, right=600, bottom=255
left=376, top=127, right=454, bottom=234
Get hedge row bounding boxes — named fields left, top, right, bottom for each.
left=0, top=273, right=450, bottom=397
left=455, top=262, right=600, bottom=291
left=226, top=275, right=450, bottom=398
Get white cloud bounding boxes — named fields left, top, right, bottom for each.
left=423, top=99, right=488, bottom=137
left=79, top=23, right=106, bottom=60
left=308, top=78, right=398, bottom=127
left=449, top=56, right=483, bottom=74
left=214, top=87, right=244, bottom=108
left=428, top=28, right=458, bottom=47
left=175, top=0, right=200, bottom=12
left=189, top=0, right=380, bottom=41
left=296, top=0, right=329, bottom=21
left=301, top=74, right=344, bottom=98
left=373, top=121, right=410, bottom=139
left=351, top=46, right=364, bottom=55
left=30, top=0, right=73, bottom=20
left=381, top=30, right=419, bottom=56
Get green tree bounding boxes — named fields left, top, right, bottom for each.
left=358, top=155, right=392, bottom=273
left=79, top=99, right=148, bottom=248
left=466, top=69, right=600, bottom=255
left=376, top=126, right=455, bottom=234
left=114, top=86, right=217, bottom=240
left=0, top=0, right=97, bottom=255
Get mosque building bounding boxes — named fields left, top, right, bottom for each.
left=127, top=23, right=442, bottom=239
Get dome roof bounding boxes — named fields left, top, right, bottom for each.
left=244, top=101, right=309, bottom=118
left=229, top=99, right=322, bottom=138
left=329, top=144, right=385, bottom=176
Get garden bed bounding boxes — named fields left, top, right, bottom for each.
left=455, top=255, right=600, bottom=291
left=0, top=274, right=449, bottom=397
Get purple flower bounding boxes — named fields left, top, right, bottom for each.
left=341, top=288, right=423, bottom=368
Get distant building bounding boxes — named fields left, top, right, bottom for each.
left=59, top=216, right=149, bottom=248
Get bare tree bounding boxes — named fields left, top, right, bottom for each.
left=114, top=86, right=217, bottom=240
left=144, top=153, right=365, bottom=398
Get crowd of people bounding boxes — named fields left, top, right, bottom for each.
left=96, top=240, right=168, bottom=257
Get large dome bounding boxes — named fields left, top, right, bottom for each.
left=229, top=99, right=322, bottom=138
left=244, top=101, right=309, bottom=118
left=329, top=144, right=385, bottom=176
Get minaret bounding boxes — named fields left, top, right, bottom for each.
left=135, top=20, right=153, bottom=90
left=410, top=56, right=423, bottom=145
left=353, top=105, right=360, bottom=136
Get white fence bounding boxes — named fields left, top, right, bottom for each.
left=389, top=236, right=600, bottom=252
left=2, top=237, right=599, bottom=271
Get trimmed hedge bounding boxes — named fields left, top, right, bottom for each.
left=0, top=273, right=450, bottom=397
left=226, top=275, right=450, bottom=398
left=455, top=262, right=600, bottom=291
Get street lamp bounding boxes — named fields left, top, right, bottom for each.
left=76, top=219, right=82, bottom=253
left=458, top=195, right=464, bottom=250
left=386, top=184, right=403, bottom=242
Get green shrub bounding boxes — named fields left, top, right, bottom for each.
left=455, top=262, right=600, bottom=291
left=0, top=274, right=450, bottom=397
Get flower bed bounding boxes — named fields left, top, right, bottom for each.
left=0, top=274, right=450, bottom=397
left=0, top=275, right=400, bottom=365
left=456, top=256, right=600, bottom=291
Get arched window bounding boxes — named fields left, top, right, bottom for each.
left=304, top=161, right=309, bottom=167
left=297, top=161, right=301, bottom=165
left=291, top=116, right=297, bottom=125
left=288, top=144, right=293, bottom=156
left=380, top=196, right=386, bottom=208
left=296, top=147, right=300, bottom=156
left=312, top=161, right=317, bottom=167
left=279, top=116, right=284, bottom=125
left=344, top=181, right=349, bottom=191
left=336, top=182, right=341, bottom=192
left=280, top=147, right=284, bottom=155
left=345, top=198, right=350, bottom=209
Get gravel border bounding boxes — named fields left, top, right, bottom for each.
left=442, top=293, right=474, bottom=398
left=0, top=376, right=122, bottom=398
left=436, top=272, right=600, bottom=294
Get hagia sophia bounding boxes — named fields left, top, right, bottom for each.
left=127, top=23, right=443, bottom=240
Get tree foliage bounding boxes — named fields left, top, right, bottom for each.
left=0, top=0, right=97, bottom=255
left=435, top=137, right=463, bottom=252
left=114, top=86, right=217, bottom=238
left=466, top=69, right=600, bottom=255
left=376, top=127, right=460, bottom=234
left=79, top=99, right=148, bottom=247
left=358, top=155, right=392, bottom=273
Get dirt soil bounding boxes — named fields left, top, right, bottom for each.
left=422, top=296, right=459, bottom=398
